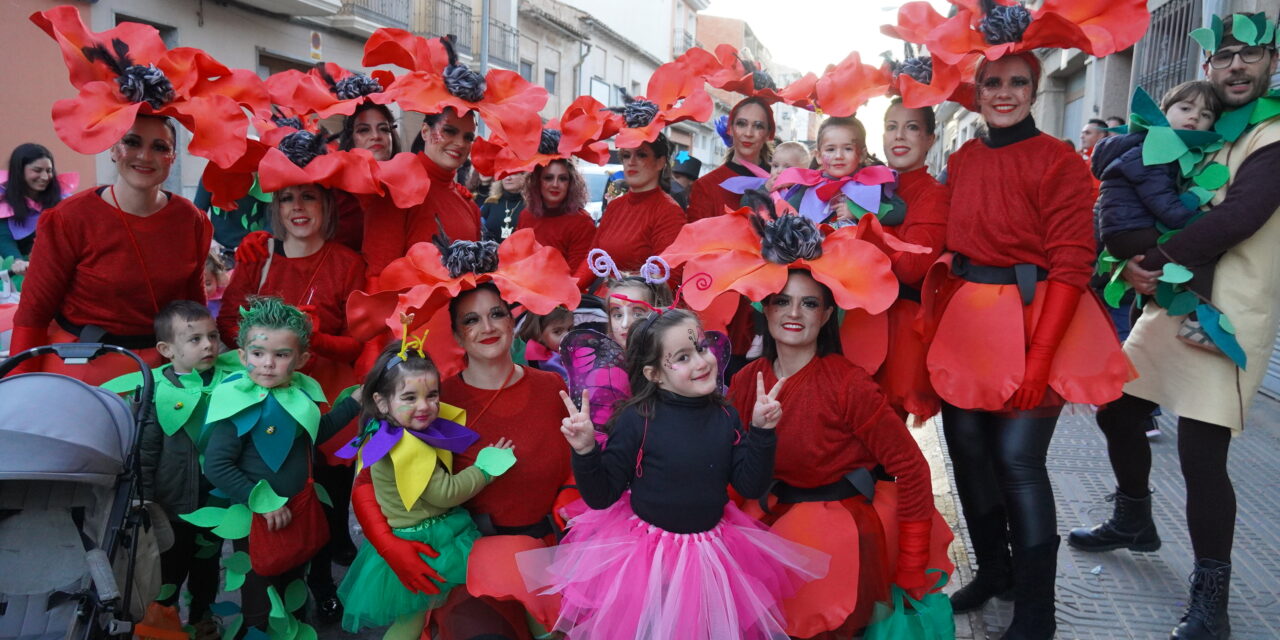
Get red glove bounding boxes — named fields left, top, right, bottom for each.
left=895, top=519, right=931, bottom=600
left=1010, top=280, right=1083, bottom=411
left=351, top=469, right=444, bottom=594
left=297, top=304, right=321, bottom=334
left=234, top=231, right=271, bottom=266
left=6, top=325, right=48, bottom=376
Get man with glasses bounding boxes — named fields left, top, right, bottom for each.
left=1070, top=12, right=1280, bottom=640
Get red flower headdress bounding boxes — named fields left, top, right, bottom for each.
left=363, top=30, right=548, bottom=157
left=660, top=196, right=928, bottom=331
left=884, top=0, right=1150, bottom=67
left=264, top=62, right=396, bottom=120
left=470, top=95, right=620, bottom=179
left=676, top=45, right=818, bottom=109
left=877, top=42, right=978, bottom=110
left=346, top=229, right=581, bottom=377
left=608, top=60, right=714, bottom=149
left=812, top=51, right=892, bottom=118
left=31, top=5, right=269, bottom=169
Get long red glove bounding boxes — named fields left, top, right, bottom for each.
left=1010, top=280, right=1083, bottom=411
left=310, top=332, right=362, bottom=364
left=351, top=469, right=444, bottom=594
left=895, top=519, right=931, bottom=600
left=7, top=325, right=48, bottom=376
left=234, top=231, right=271, bottom=266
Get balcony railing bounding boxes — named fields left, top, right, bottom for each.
left=673, top=30, right=696, bottom=57
left=337, top=0, right=407, bottom=29
left=413, top=0, right=474, bottom=56
left=487, top=18, right=519, bottom=69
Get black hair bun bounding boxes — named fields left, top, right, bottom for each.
left=607, top=89, right=660, bottom=128
left=81, top=39, right=174, bottom=109
left=538, top=129, right=562, bottom=155
left=433, top=233, right=500, bottom=278
left=979, top=0, right=1032, bottom=45
left=334, top=73, right=383, bottom=100
left=748, top=193, right=824, bottom=264
left=898, top=56, right=934, bottom=85
left=440, top=36, right=486, bottom=102
left=278, top=130, right=329, bottom=168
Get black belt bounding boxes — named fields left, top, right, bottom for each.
left=951, top=253, right=1047, bottom=306
left=760, top=467, right=881, bottom=516
left=473, top=512, right=555, bottom=540
left=56, top=315, right=156, bottom=350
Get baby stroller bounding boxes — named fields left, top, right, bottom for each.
left=0, top=344, right=159, bottom=640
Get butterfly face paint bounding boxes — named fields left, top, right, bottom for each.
left=651, top=317, right=718, bottom=398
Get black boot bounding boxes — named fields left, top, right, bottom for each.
left=951, top=509, right=1015, bottom=613
left=1068, top=488, right=1161, bottom=552
left=1170, top=559, right=1231, bottom=640
left=999, top=537, right=1059, bottom=640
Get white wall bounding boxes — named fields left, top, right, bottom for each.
left=560, top=0, right=672, bottom=61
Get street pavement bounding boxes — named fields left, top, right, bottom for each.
left=934, top=395, right=1280, bottom=640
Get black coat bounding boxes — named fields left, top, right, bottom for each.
left=1092, top=132, right=1199, bottom=242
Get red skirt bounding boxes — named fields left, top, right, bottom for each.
left=741, top=480, right=954, bottom=639
left=842, top=298, right=940, bottom=420
left=923, top=260, right=1134, bottom=412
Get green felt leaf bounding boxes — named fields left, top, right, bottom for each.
left=1178, top=151, right=1201, bottom=177
left=222, top=616, right=243, bottom=640
left=1215, top=105, right=1253, bottom=142
left=1188, top=186, right=1214, bottom=206
left=1188, top=27, right=1217, bottom=52
left=1211, top=15, right=1224, bottom=48
left=1252, top=95, right=1280, bottom=126
left=179, top=506, right=227, bottom=528
left=266, top=585, right=288, bottom=627
left=1179, top=191, right=1200, bottom=211
left=475, top=446, right=518, bottom=477
left=332, top=384, right=360, bottom=407
left=1167, top=291, right=1198, bottom=316
left=1154, top=281, right=1176, bottom=308
left=211, top=503, right=253, bottom=540
left=225, top=569, right=246, bottom=592
left=223, top=551, right=252, bottom=575
left=1103, top=279, right=1129, bottom=308
left=1129, top=87, right=1165, bottom=130
left=1157, top=229, right=1179, bottom=244
left=284, top=579, right=308, bottom=612
left=1219, top=313, right=1236, bottom=334
left=194, top=533, right=220, bottom=559
left=1263, top=20, right=1276, bottom=48
left=1193, top=163, right=1229, bottom=190
left=1232, top=14, right=1258, bottom=46
left=1159, top=263, right=1194, bottom=284
left=209, top=601, right=241, bottom=617
left=1100, top=252, right=1119, bottom=264
left=313, top=483, right=332, bottom=508
left=1198, top=304, right=1247, bottom=368
left=156, top=583, right=177, bottom=602
left=295, top=623, right=317, bottom=640
left=248, top=480, right=288, bottom=515
left=1142, top=126, right=1185, bottom=165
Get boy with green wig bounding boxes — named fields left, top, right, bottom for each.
left=199, top=296, right=362, bottom=634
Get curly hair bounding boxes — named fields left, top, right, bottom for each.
left=237, top=295, right=312, bottom=351
left=523, top=159, right=588, bottom=216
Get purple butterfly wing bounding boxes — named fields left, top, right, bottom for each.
left=559, top=329, right=630, bottom=429
left=706, top=331, right=733, bottom=392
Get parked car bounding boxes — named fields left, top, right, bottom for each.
left=580, top=163, right=622, bottom=222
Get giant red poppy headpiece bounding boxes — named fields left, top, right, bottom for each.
left=879, top=42, right=978, bottom=111
left=362, top=30, right=548, bottom=157
left=470, top=95, right=619, bottom=179
left=812, top=51, right=892, bottom=118
left=31, top=5, right=269, bottom=169
left=676, top=44, right=819, bottom=110
left=660, top=196, right=927, bottom=331
left=608, top=60, right=714, bottom=149
left=883, top=0, right=1150, bottom=67
left=265, top=62, right=396, bottom=120
left=346, top=229, right=581, bottom=377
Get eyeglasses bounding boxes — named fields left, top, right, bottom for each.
left=1207, top=45, right=1270, bottom=69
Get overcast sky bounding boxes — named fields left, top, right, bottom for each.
left=702, top=0, right=953, bottom=157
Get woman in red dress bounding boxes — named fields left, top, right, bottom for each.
left=345, top=231, right=580, bottom=640
left=518, top=160, right=594, bottom=274
left=687, top=96, right=774, bottom=222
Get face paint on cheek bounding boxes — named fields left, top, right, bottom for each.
left=430, top=130, right=445, bottom=145
left=394, top=404, right=414, bottom=423
left=663, top=353, right=677, bottom=371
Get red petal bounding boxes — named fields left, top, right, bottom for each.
left=377, top=152, right=431, bottom=208
left=815, top=52, right=890, bottom=117
left=801, top=228, right=898, bottom=314
left=199, top=141, right=268, bottom=209
left=31, top=5, right=168, bottom=89
left=50, top=84, right=143, bottom=154
left=488, top=229, right=582, bottom=314
left=477, top=70, right=549, bottom=158
left=168, top=94, right=251, bottom=169
left=362, top=28, right=449, bottom=74
left=880, top=1, right=949, bottom=43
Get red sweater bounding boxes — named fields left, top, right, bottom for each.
left=728, top=355, right=931, bottom=522
left=891, top=167, right=950, bottom=289
left=575, top=188, right=686, bottom=281
left=443, top=366, right=571, bottom=528
left=517, top=209, right=596, bottom=273
left=406, top=154, right=481, bottom=248
left=217, top=240, right=365, bottom=360
left=359, top=193, right=410, bottom=280
left=945, top=134, right=1096, bottom=288
left=15, top=188, right=211, bottom=337
left=687, top=163, right=746, bottom=222
left=333, top=190, right=363, bottom=253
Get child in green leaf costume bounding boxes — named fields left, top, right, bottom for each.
left=102, top=300, right=237, bottom=632
left=197, top=296, right=361, bottom=635
left=1093, top=81, right=1224, bottom=305
left=335, top=339, right=516, bottom=640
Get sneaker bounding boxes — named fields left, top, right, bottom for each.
left=1142, top=414, right=1161, bottom=439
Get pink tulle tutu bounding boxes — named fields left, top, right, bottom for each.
left=516, top=496, right=829, bottom=640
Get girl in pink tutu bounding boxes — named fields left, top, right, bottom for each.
left=518, top=307, right=829, bottom=639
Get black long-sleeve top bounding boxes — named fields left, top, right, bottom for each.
left=571, top=390, right=777, bottom=533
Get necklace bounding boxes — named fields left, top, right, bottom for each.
left=500, top=198, right=518, bottom=238
left=465, top=364, right=518, bottom=426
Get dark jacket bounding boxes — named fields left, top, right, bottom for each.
left=138, top=368, right=218, bottom=521
left=480, top=191, right=526, bottom=241
left=1092, top=132, right=1199, bottom=242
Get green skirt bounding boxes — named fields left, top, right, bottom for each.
left=337, top=508, right=481, bottom=632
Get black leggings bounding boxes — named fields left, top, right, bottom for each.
left=942, top=404, right=1060, bottom=550
left=1096, top=393, right=1235, bottom=562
